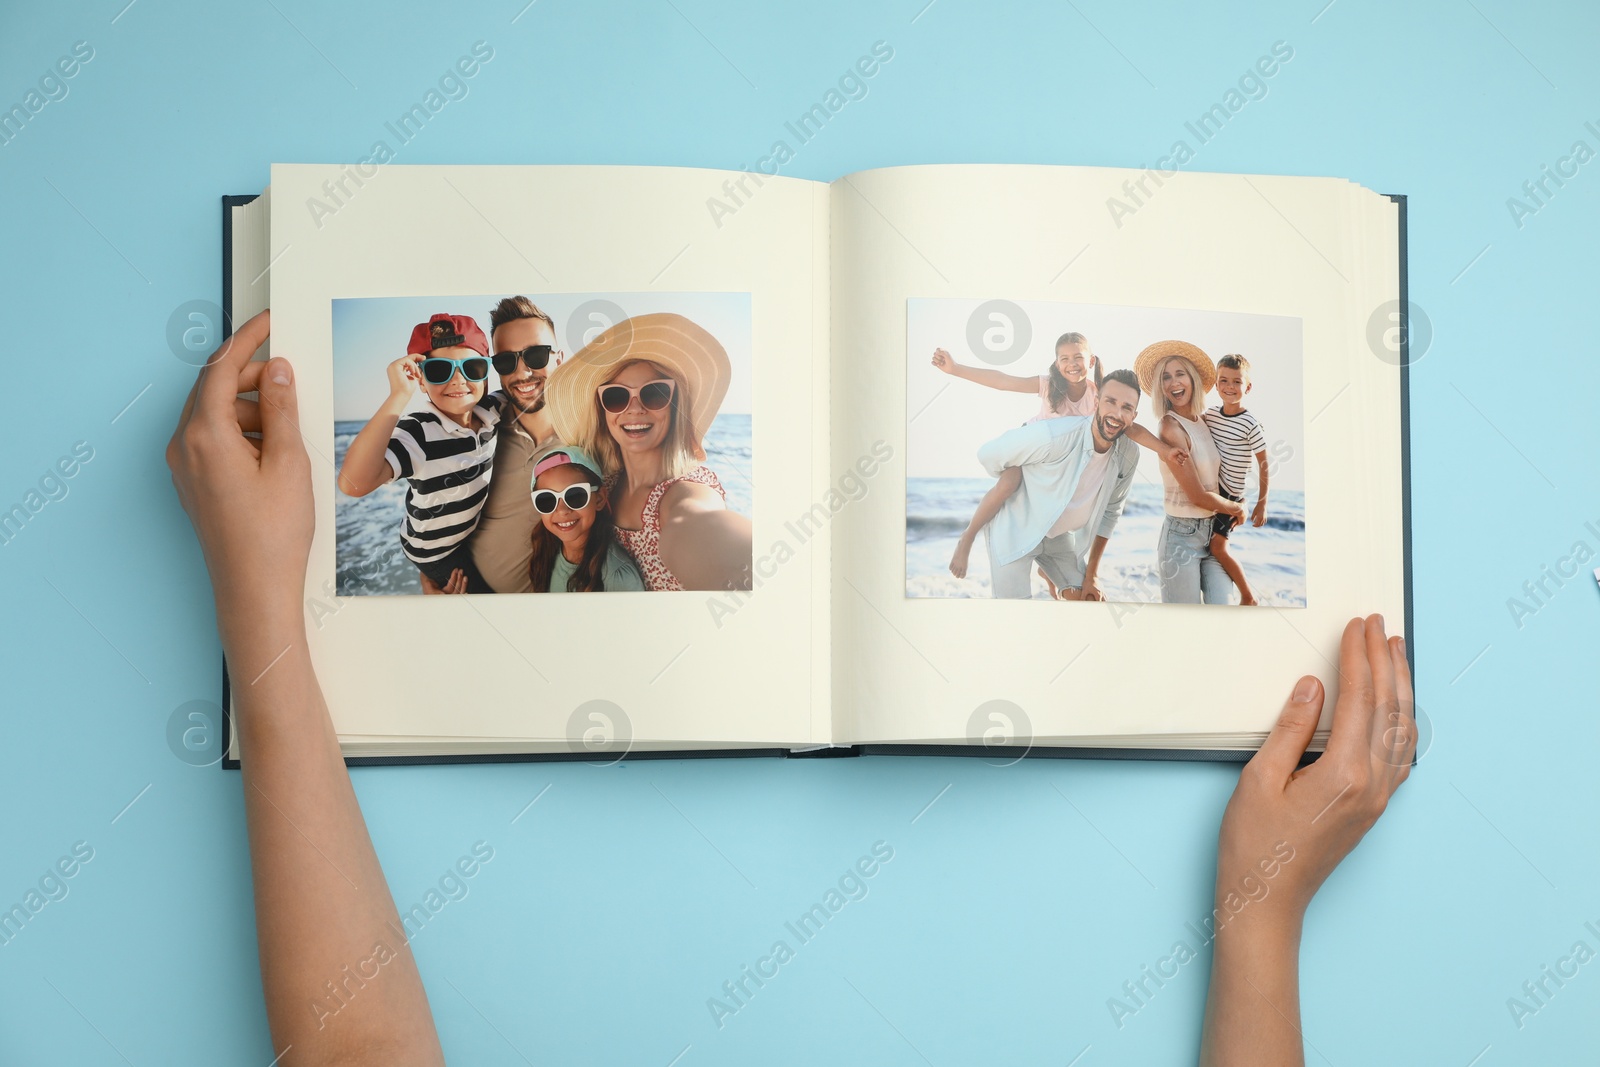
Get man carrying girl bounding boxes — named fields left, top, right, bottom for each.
left=932, top=331, right=1181, bottom=589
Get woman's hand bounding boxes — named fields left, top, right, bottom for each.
left=931, top=347, right=957, bottom=375
left=1225, top=498, right=1247, bottom=523
left=165, top=311, right=312, bottom=638
left=1216, top=614, right=1413, bottom=927
left=1199, top=615, right=1413, bottom=1066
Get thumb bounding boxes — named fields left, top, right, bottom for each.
left=258, top=357, right=306, bottom=467
left=1250, top=675, right=1325, bottom=781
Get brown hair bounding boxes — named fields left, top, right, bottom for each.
left=489, top=295, right=555, bottom=336
left=1046, top=332, right=1100, bottom=412
left=1217, top=353, right=1251, bottom=384
left=586, top=360, right=705, bottom=482
left=528, top=462, right=621, bottom=593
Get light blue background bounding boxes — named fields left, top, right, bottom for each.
left=2, top=1, right=1596, bottom=1063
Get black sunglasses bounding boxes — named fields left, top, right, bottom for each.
left=491, top=345, right=554, bottom=376
left=420, top=356, right=490, bottom=385
left=598, top=379, right=675, bottom=414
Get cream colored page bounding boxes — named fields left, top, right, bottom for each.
left=830, top=164, right=1404, bottom=744
left=270, top=164, right=829, bottom=745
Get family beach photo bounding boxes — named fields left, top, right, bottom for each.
left=332, top=291, right=754, bottom=596
left=905, top=297, right=1306, bottom=606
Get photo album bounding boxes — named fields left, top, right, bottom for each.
left=220, top=162, right=1411, bottom=765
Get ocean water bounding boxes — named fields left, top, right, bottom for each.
left=906, top=477, right=1307, bottom=605
left=334, top=413, right=753, bottom=596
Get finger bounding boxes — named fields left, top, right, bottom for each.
left=198, top=309, right=270, bottom=414
left=234, top=398, right=262, bottom=434
left=237, top=359, right=267, bottom=396
left=1251, top=675, right=1325, bottom=783
left=1364, top=615, right=1397, bottom=758
left=256, top=357, right=306, bottom=470
left=1381, top=635, right=1417, bottom=780
left=1325, top=616, right=1377, bottom=760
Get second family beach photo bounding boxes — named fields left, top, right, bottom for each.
left=905, top=296, right=1307, bottom=607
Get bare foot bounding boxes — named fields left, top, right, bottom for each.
left=1037, top=565, right=1061, bottom=600
left=949, top=535, right=974, bottom=578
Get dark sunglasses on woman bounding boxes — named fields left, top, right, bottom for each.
left=420, top=356, right=491, bottom=385
left=598, top=378, right=675, bottom=414
left=491, top=344, right=554, bottom=376
left=532, top=483, right=598, bottom=515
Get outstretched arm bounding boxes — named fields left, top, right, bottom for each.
left=1199, top=615, right=1413, bottom=1066
left=1123, top=420, right=1181, bottom=462
left=659, top=481, right=754, bottom=591
left=931, top=347, right=1039, bottom=393
left=166, top=312, right=446, bottom=1067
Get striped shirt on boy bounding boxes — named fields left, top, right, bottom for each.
left=1201, top=405, right=1266, bottom=499
left=385, top=392, right=506, bottom=565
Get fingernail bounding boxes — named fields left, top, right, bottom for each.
left=1293, top=676, right=1318, bottom=702
left=1396, top=636, right=1406, bottom=656
left=270, top=358, right=292, bottom=385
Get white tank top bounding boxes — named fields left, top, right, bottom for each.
left=1160, top=413, right=1221, bottom=518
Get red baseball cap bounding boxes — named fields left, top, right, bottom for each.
left=406, top=313, right=489, bottom=357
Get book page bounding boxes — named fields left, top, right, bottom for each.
left=268, top=164, right=830, bottom=749
left=829, top=164, right=1403, bottom=746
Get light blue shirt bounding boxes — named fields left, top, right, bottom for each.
left=978, top=416, right=1140, bottom=569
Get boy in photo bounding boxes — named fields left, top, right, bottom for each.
left=1202, top=354, right=1269, bottom=605
left=336, top=313, right=505, bottom=594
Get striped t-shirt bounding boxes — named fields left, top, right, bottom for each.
left=1201, top=405, right=1266, bottom=498
left=385, top=393, right=506, bottom=565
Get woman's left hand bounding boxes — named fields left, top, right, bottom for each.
left=165, top=310, right=312, bottom=637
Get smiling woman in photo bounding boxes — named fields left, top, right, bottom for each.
left=548, top=313, right=753, bottom=592
left=1135, top=340, right=1248, bottom=605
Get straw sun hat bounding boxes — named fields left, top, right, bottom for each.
left=547, top=313, right=731, bottom=448
left=1133, top=340, right=1216, bottom=398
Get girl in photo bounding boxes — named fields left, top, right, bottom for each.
left=527, top=445, right=644, bottom=593
left=934, top=332, right=1179, bottom=585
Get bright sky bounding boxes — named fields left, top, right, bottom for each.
left=333, top=291, right=752, bottom=422
left=906, top=297, right=1305, bottom=493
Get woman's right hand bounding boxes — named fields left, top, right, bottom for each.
left=1214, top=614, right=1413, bottom=924
left=931, top=347, right=957, bottom=375
left=387, top=354, right=423, bottom=399
left=1226, top=498, right=1247, bottom=522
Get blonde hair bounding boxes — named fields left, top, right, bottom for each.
left=584, top=360, right=705, bottom=481
left=1149, top=355, right=1207, bottom=421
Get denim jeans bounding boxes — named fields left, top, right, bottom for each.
left=1156, top=514, right=1232, bottom=604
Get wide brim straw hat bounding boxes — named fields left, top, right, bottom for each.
left=547, top=313, right=731, bottom=448
left=1133, top=340, right=1216, bottom=397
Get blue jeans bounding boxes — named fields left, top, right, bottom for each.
left=1157, top=515, right=1231, bottom=604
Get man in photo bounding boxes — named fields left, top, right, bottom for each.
left=423, top=296, right=565, bottom=594
left=977, top=369, right=1143, bottom=599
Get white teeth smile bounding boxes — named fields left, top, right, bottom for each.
left=554, top=519, right=577, bottom=530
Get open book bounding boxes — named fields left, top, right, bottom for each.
left=219, top=162, right=1412, bottom=765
